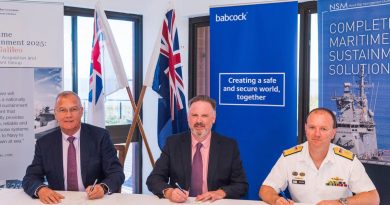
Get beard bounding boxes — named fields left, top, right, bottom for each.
left=191, top=122, right=210, bottom=140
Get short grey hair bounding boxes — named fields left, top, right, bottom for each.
left=55, top=91, right=82, bottom=108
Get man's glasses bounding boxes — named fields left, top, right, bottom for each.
left=56, top=106, right=81, bottom=114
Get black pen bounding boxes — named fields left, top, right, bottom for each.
left=90, top=179, right=98, bottom=192
left=175, top=182, right=186, bottom=194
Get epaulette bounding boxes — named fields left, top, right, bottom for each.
left=283, top=146, right=303, bottom=157
left=333, top=147, right=354, bottom=161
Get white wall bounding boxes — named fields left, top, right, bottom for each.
left=27, top=0, right=300, bottom=194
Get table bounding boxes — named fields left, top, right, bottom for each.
left=0, top=189, right=269, bottom=205
left=0, top=189, right=314, bottom=205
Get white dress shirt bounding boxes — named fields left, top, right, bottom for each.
left=262, top=142, right=376, bottom=203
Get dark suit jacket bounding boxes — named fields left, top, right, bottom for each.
left=22, top=123, right=124, bottom=197
left=146, top=131, right=248, bottom=199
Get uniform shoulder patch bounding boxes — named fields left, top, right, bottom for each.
left=283, top=146, right=303, bottom=157
left=333, top=147, right=354, bottom=161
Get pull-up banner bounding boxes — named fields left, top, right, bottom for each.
left=318, top=0, right=390, bottom=166
left=318, top=1, right=390, bottom=202
left=210, top=1, right=297, bottom=199
left=0, top=1, right=63, bottom=187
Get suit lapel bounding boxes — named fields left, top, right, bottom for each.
left=207, top=133, right=219, bottom=189
left=181, top=133, right=192, bottom=190
left=53, top=129, right=65, bottom=189
left=80, top=124, right=89, bottom=186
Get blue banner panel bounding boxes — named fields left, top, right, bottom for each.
left=210, top=2, right=297, bottom=200
left=318, top=0, right=390, bottom=166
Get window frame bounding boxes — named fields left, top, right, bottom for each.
left=297, top=1, right=317, bottom=143
left=188, top=16, right=210, bottom=99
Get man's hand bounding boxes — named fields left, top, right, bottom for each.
left=196, top=189, right=226, bottom=202
left=37, top=187, right=64, bottom=204
left=164, top=188, right=189, bottom=203
left=274, top=196, right=294, bottom=205
left=86, top=184, right=105, bottom=200
left=316, top=200, right=342, bottom=205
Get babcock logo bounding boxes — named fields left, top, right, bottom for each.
left=215, top=12, right=248, bottom=22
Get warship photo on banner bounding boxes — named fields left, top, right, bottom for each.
left=328, top=66, right=390, bottom=166
left=34, top=68, right=62, bottom=140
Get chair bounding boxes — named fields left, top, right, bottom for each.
left=106, top=124, right=130, bottom=167
left=114, top=143, right=126, bottom=167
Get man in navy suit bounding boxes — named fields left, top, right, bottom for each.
left=23, top=91, right=124, bottom=204
left=146, top=95, right=248, bottom=203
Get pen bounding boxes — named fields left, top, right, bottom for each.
left=175, top=182, right=186, bottom=194
left=90, top=179, right=98, bottom=192
left=279, top=189, right=288, bottom=200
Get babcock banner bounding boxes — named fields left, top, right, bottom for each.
left=210, top=1, right=297, bottom=199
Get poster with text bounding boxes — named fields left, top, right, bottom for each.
left=0, top=1, right=63, bottom=184
left=210, top=1, right=297, bottom=199
left=318, top=0, right=390, bottom=166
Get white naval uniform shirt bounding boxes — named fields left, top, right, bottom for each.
left=262, top=142, right=376, bottom=203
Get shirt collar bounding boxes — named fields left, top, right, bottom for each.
left=300, top=141, right=335, bottom=165
left=62, top=128, right=81, bottom=142
left=191, top=132, right=212, bottom=149
left=298, top=141, right=309, bottom=162
left=325, top=143, right=336, bottom=164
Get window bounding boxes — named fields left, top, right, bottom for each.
left=64, top=6, right=142, bottom=193
left=310, top=13, right=318, bottom=110
left=188, top=16, right=210, bottom=99
left=298, top=1, right=317, bottom=142
left=64, top=16, right=73, bottom=91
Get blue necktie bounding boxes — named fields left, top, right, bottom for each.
left=67, top=136, right=78, bottom=191
left=190, top=143, right=203, bottom=197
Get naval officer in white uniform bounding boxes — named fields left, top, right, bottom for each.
left=259, top=108, right=380, bottom=205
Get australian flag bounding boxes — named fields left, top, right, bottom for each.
left=151, top=9, right=189, bottom=150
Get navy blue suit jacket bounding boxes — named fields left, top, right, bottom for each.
left=22, top=123, right=124, bottom=197
left=146, top=131, right=248, bottom=199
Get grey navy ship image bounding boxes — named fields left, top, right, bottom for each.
left=34, top=106, right=57, bottom=139
left=331, top=66, right=389, bottom=165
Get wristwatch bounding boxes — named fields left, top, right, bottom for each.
left=339, top=198, right=348, bottom=205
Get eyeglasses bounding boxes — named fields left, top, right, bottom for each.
left=56, top=106, right=81, bottom=114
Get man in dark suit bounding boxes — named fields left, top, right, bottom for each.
left=146, top=95, right=248, bottom=203
left=23, top=91, right=124, bottom=204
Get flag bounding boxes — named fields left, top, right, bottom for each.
left=88, top=1, right=128, bottom=128
left=144, top=8, right=188, bottom=150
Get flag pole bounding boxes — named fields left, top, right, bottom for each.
left=124, top=85, right=147, bottom=161
left=94, top=1, right=154, bottom=167
left=93, top=1, right=155, bottom=167
left=124, top=86, right=155, bottom=167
